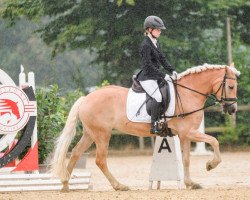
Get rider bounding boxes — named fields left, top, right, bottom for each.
left=137, top=15, right=178, bottom=135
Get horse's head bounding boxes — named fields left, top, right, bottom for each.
left=212, top=63, right=240, bottom=115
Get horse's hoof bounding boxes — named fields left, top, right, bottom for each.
left=191, top=183, right=203, bottom=190
left=206, top=162, right=213, bottom=171
left=114, top=184, right=130, bottom=191
left=61, top=186, right=70, bottom=193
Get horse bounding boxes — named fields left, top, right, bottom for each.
left=51, top=63, right=240, bottom=191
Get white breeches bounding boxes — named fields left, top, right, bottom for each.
left=139, top=80, right=162, bottom=102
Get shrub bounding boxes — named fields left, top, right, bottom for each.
left=36, top=85, right=84, bottom=164
left=36, top=85, right=66, bottom=164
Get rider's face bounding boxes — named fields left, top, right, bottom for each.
left=151, top=28, right=161, bottom=38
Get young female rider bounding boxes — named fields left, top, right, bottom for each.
left=137, top=15, right=178, bottom=135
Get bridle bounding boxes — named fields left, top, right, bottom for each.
left=162, top=73, right=238, bottom=119
left=214, top=75, right=237, bottom=103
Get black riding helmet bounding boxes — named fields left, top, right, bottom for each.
left=144, top=16, right=166, bottom=30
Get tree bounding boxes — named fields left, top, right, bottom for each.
left=1, top=0, right=250, bottom=86
left=0, top=19, right=99, bottom=90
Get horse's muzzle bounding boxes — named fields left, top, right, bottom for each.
left=223, top=103, right=237, bottom=115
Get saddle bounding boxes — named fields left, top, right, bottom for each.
left=132, top=76, right=171, bottom=116
left=131, top=76, right=173, bottom=137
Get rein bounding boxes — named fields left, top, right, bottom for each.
left=161, top=74, right=237, bottom=119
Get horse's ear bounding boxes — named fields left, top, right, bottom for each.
left=227, top=62, right=241, bottom=76
left=229, top=62, right=235, bottom=68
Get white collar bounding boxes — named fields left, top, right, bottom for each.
left=147, top=34, right=157, bottom=48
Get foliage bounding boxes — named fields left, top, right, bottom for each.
left=0, top=19, right=99, bottom=90
left=36, top=85, right=66, bottom=164
left=101, top=80, right=110, bottom=87
left=236, top=68, right=250, bottom=146
left=36, top=85, right=84, bottom=164
left=237, top=66, right=250, bottom=105
left=1, top=0, right=250, bottom=86
left=236, top=112, right=250, bottom=145
left=218, top=115, right=238, bottom=145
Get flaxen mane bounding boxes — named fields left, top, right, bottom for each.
left=175, top=63, right=240, bottom=80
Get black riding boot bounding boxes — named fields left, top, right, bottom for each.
left=150, top=100, right=161, bottom=135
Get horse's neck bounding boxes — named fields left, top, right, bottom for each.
left=178, top=69, right=225, bottom=106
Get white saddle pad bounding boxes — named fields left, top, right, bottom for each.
left=126, top=76, right=175, bottom=123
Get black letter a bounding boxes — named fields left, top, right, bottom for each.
left=158, top=138, right=172, bottom=153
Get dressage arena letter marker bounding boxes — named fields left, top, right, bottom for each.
left=149, top=136, right=184, bottom=189
left=158, top=138, right=172, bottom=153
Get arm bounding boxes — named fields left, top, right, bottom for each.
left=157, top=44, right=175, bottom=75
left=158, top=52, right=175, bottom=75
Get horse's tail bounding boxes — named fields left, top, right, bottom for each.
left=51, top=96, right=85, bottom=181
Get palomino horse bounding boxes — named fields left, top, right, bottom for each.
left=51, top=63, right=240, bottom=191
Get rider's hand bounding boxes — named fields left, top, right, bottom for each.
left=171, top=71, right=178, bottom=80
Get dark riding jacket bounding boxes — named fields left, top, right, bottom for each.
left=137, top=36, right=175, bottom=81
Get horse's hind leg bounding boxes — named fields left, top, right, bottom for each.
left=95, top=134, right=130, bottom=191
left=61, top=133, right=93, bottom=192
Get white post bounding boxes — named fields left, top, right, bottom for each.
left=28, top=69, right=38, bottom=174
left=139, top=137, right=145, bottom=150
left=19, top=65, right=26, bottom=88
left=28, top=72, right=35, bottom=91
left=28, top=71, right=37, bottom=150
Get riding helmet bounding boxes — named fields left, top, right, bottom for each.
left=144, top=16, right=166, bottom=30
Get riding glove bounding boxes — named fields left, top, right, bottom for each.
left=171, top=71, right=178, bottom=80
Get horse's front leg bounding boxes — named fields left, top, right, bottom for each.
left=180, top=139, right=202, bottom=189
left=187, top=129, right=222, bottom=171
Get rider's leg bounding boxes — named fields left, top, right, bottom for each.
left=139, top=80, right=162, bottom=134
left=150, top=99, right=161, bottom=134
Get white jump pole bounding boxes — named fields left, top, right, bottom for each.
left=192, top=113, right=212, bottom=155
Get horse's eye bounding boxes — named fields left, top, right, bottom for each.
left=228, top=85, right=234, bottom=90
